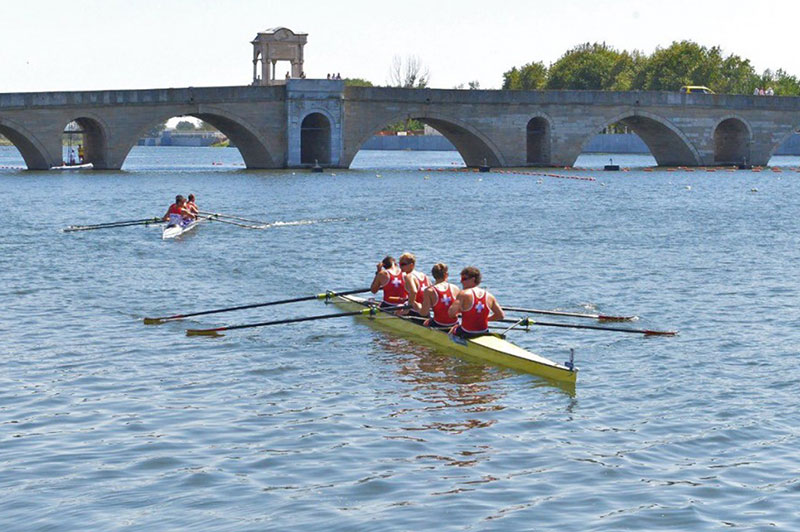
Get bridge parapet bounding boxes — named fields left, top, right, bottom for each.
left=0, top=86, right=285, bottom=110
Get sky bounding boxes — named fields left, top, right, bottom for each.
left=1, top=0, right=799, bottom=93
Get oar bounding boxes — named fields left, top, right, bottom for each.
left=203, top=213, right=265, bottom=229
left=500, top=317, right=676, bottom=336
left=498, top=317, right=527, bottom=335
left=503, top=305, right=637, bottom=322
left=199, top=211, right=271, bottom=226
left=187, top=304, right=408, bottom=337
left=143, top=288, right=371, bottom=325
left=64, top=217, right=162, bottom=232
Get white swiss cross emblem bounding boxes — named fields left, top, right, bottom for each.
left=475, top=301, right=485, bottom=313
left=391, top=278, right=402, bottom=287
left=442, top=295, right=452, bottom=306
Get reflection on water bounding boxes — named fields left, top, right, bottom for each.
left=371, top=335, right=504, bottom=434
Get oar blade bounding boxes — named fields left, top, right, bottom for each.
left=643, top=330, right=678, bottom=336
left=598, top=315, right=638, bottom=322
left=186, top=328, right=225, bottom=337
left=143, top=317, right=165, bottom=325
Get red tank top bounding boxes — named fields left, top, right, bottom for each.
left=186, top=201, right=197, bottom=213
left=432, top=283, right=458, bottom=326
left=461, top=288, right=490, bottom=333
left=381, top=269, right=407, bottom=305
left=409, top=270, right=430, bottom=304
left=168, top=203, right=184, bottom=216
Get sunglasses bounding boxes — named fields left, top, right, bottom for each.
left=399, top=262, right=410, bottom=266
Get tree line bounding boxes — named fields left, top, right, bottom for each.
left=503, top=41, right=800, bottom=95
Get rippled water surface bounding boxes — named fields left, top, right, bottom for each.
left=2, top=146, right=799, bottom=531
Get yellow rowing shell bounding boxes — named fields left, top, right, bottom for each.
left=329, top=294, right=578, bottom=384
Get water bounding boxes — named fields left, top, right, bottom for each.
left=2, top=146, right=799, bottom=531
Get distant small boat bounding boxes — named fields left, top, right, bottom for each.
left=51, top=163, right=94, bottom=170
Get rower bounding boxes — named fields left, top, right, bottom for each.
left=448, top=266, right=505, bottom=338
left=419, top=262, right=460, bottom=329
left=370, top=255, right=407, bottom=308
left=162, top=195, right=195, bottom=225
left=398, top=252, right=430, bottom=317
left=185, top=194, right=199, bottom=217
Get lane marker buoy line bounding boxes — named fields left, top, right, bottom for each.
left=417, top=167, right=597, bottom=182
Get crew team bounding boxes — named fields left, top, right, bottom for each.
left=370, top=253, right=505, bottom=338
left=163, top=194, right=199, bottom=224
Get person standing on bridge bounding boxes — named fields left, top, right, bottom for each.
left=448, top=266, right=504, bottom=338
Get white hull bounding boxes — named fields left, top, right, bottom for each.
left=51, top=163, right=94, bottom=170
left=162, top=219, right=200, bottom=239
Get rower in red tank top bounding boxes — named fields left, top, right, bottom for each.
left=460, top=288, right=489, bottom=332
left=398, top=252, right=430, bottom=317
left=185, top=193, right=199, bottom=216
left=448, top=266, right=505, bottom=338
left=163, top=195, right=194, bottom=223
left=370, top=255, right=407, bottom=307
left=420, top=263, right=460, bottom=328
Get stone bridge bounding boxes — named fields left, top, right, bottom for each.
left=1, top=79, right=799, bottom=170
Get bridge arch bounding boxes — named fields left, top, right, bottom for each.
left=526, top=113, right=553, bottom=165
left=62, top=113, right=110, bottom=168
left=579, top=111, right=701, bottom=167
left=119, top=106, right=275, bottom=169
left=0, top=118, right=52, bottom=170
left=343, top=111, right=505, bottom=168
left=767, top=123, right=800, bottom=162
left=712, top=115, right=752, bottom=165
left=300, top=110, right=333, bottom=165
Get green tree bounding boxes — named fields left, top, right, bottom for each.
left=759, top=69, right=800, bottom=96
left=637, top=41, right=723, bottom=91
left=546, top=43, right=635, bottom=90
left=502, top=62, right=547, bottom=90
left=175, top=120, right=196, bottom=131
left=196, top=120, right=220, bottom=132
left=344, top=78, right=374, bottom=87
left=502, top=39, right=800, bottom=95
left=716, top=54, right=758, bottom=94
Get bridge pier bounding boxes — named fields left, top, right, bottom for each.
left=286, top=79, right=344, bottom=167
